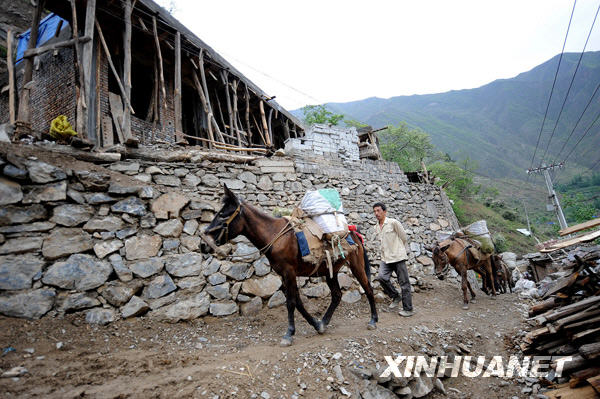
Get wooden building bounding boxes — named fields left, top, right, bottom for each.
left=2, top=0, right=304, bottom=152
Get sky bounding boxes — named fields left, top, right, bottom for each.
left=155, top=0, right=600, bottom=111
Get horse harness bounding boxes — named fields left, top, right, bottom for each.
left=438, top=238, right=473, bottom=275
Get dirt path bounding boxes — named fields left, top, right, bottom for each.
left=0, top=277, right=530, bottom=399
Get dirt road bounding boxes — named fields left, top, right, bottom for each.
left=1, top=277, right=530, bottom=398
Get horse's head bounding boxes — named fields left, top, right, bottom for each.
left=432, top=243, right=450, bottom=280
left=204, top=184, right=245, bottom=248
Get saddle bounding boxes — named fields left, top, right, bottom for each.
left=286, top=207, right=358, bottom=276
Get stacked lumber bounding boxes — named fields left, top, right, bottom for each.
left=522, top=249, right=600, bottom=397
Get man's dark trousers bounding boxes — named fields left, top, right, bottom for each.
left=377, top=260, right=413, bottom=311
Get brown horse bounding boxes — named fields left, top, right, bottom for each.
left=431, top=237, right=497, bottom=309
left=203, top=185, right=378, bottom=346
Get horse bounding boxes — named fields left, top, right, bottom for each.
left=203, top=185, right=378, bottom=346
left=430, top=237, right=497, bottom=309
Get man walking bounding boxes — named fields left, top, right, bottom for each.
left=373, top=202, right=415, bottom=317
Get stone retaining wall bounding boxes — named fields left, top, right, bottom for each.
left=0, top=145, right=458, bottom=324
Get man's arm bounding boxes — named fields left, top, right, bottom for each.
left=392, top=220, right=408, bottom=247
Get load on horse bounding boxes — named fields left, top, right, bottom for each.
left=202, top=185, right=377, bottom=347
left=428, top=220, right=510, bottom=309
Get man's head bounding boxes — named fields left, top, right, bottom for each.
left=373, top=202, right=387, bottom=223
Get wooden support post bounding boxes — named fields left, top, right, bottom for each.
left=214, top=87, right=227, bottom=141
left=192, top=71, right=214, bottom=148
left=70, top=0, right=86, bottom=136
left=267, top=108, right=274, bottom=146
left=95, top=20, right=134, bottom=115
left=198, top=50, right=224, bottom=142
left=122, top=0, right=138, bottom=145
left=174, top=31, right=185, bottom=143
left=7, top=30, right=16, bottom=125
left=231, top=79, right=242, bottom=146
left=152, top=16, right=167, bottom=113
left=80, top=0, right=96, bottom=139
left=221, top=70, right=235, bottom=140
left=16, top=0, right=45, bottom=138
left=244, top=83, right=251, bottom=142
left=259, top=100, right=271, bottom=146
left=283, top=120, right=290, bottom=141
left=22, top=36, right=90, bottom=58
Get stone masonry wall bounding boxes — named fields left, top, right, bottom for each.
left=285, top=124, right=360, bottom=161
left=0, top=145, right=459, bottom=324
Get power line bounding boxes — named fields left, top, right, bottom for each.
left=529, top=0, right=577, bottom=172
left=563, top=107, right=600, bottom=163
left=541, top=1, right=600, bottom=162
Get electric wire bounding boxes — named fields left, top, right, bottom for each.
left=562, top=107, right=600, bottom=163
left=541, top=1, right=600, bottom=163
left=528, top=0, right=577, bottom=173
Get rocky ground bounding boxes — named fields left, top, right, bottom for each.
left=0, top=277, right=534, bottom=399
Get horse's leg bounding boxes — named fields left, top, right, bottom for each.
left=280, top=271, right=297, bottom=346
left=284, top=266, right=323, bottom=334
left=460, top=266, right=470, bottom=310
left=485, top=259, right=497, bottom=298
left=466, top=275, right=476, bottom=303
left=348, top=252, right=378, bottom=329
left=321, top=273, right=342, bottom=328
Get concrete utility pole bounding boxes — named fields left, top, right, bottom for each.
left=527, top=163, right=568, bottom=230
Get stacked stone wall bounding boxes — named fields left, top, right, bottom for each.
left=0, top=145, right=458, bottom=323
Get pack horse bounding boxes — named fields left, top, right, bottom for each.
left=203, top=185, right=378, bottom=346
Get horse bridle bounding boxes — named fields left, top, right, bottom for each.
left=435, top=239, right=472, bottom=276
left=205, top=203, right=242, bottom=243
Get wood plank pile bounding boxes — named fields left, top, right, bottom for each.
left=522, top=246, right=600, bottom=398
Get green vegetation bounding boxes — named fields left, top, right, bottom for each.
left=301, top=105, right=344, bottom=126
left=557, top=173, right=600, bottom=224
left=379, top=123, right=436, bottom=171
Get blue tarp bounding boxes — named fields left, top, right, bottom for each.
left=16, top=13, right=69, bottom=64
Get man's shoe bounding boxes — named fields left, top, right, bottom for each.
left=398, top=309, right=415, bottom=317
left=389, top=297, right=401, bottom=309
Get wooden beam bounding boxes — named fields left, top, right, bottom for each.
left=80, top=0, right=95, bottom=139
left=122, top=0, right=137, bottom=144
left=95, top=20, right=134, bottom=115
left=560, top=219, right=600, bottom=236
left=541, top=230, right=600, bottom=253
left=259, top=100, right=271, bottom=146
left=16, top=0, right=45, bottom=136
left=192, top=71, right=214, bottom=148
left=6, top=30, right=16, bottom=125
left=22, top=36, right=91, bottom=58
left=174, top=31, right=184, bottom=143
left=244, top=83, right=251, bottom=142
left=70, top=0, right=86, bottom=137
left=152, top=16, right=167, bottom=113
left=221, top=70, right=235, bottom=140
left=231, top=79, right=241, bottom=146
left=198, top=49, right=224, bottom=142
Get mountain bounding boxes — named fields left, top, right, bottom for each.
left=305, top=51, right=600, bottom=179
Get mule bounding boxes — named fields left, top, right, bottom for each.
left=431, top=237, right=497, bottom=309
left=203, top=185, right=378, bottom=346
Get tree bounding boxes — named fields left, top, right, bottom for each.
left=302, top=105, right=344, bottom=126
left=429, top=158, right=479, bottom=200
left=378, top=123, right=435, bottom=171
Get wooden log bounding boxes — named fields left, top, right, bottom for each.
left=95, top=20, right=134, bottom=115
left=32, top=144, right=121, bottom=162
left=22, top=36, right=91, bottom=58
left=530, top=298, right=559, bottom=317
left=564, top=315, right=600, bottom=331
left=267, top=108, right=273, bottom=145
left=192, top=71, right=215, bottom=147
left=214, top=87, right=227, bottom=140
left=588, top=375, right=600, bottom=394
left=152, top=16, right=167, bottom=113
left=6, top=30, right=16, bottom=125
left=259, top=101, right=271, bottom=146
left=551, top=354, right=587, bottom=373
left=108, top=92, right=125, bottom=143
left=560, top=218, right=600, bottom=236
left=543, top=272, right=580, bottom=299
left=16, top=0, right=45, bottom=136
left=251, top=113, right=268, bottom=146
left=122, top=0, right=136, bottom=144
left=536, top=296, right=600, bottom=324
left=579, top=342, right=600, bottom=360
left=173, top=31, right=184, bottom=143
left=80, top=0, right=95, bottom=139
left=554, top=304, right=600, bottom=330
left=569, top=367, right=600, bottom=388
left=573, top=326, right=600, bottom=341
left=541, top=230, right=600, bottom=252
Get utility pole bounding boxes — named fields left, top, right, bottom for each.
left=527, top=163, right=568, bottom=230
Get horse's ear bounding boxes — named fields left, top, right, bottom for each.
left=440, top=244, right=450, bottom=252
left=223, top=184, right=239, bottom=205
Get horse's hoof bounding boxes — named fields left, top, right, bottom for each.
left=490, top=296, right=497, bottom=300
left=316, top=321, right=326, bottom=334
left=470, top=298, right=476, bottom=303
left=367, top=322, right=377, bottom=330
left=280, top=337, right=293, bottom=347
left=462, top=304, right=469, bottom=310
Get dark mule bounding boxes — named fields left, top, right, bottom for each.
left=431, top=237, right=497, bottom=309
left=204, top=185, right=378, bottom=346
